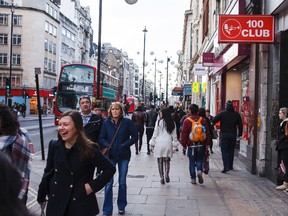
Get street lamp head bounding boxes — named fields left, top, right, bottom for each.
left=177, top=50, right=183, bottom=56
left=150, top=51, right=154, bottom=55
left=143, top=26, right=148, bottom=33
left=125, top=0, right=138, bottom=4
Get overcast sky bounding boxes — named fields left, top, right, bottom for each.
left=80, top=0, right=190, bottom=79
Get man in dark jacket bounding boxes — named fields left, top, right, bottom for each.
left=132, top=106, right=147, bottom=154
left=145, top=105, right=158, bottom=155
left=79, top=96, right=103, bottom=143
left=212, top=100, right=243, bottom=173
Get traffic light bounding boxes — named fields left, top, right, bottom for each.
left=51, top=86, right=57, bottom=97
left=161, top=92, right=164, bottom=100
left=5, top=78, right=10, bottom=95
left=154, top=95, right=158, bottom=101
left=149, top=92, right=153, bottom=101
left=22, top=88, right=26, bottom=98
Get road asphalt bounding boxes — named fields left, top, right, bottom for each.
left=21, top=115, right=288, bottom=216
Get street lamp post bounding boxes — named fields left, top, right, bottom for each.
left=154, top=57, right=157, bottom=104
left=96, top=0, right=137, bottom=103
left=166, top=57, right=170, bottom=106
left=96, top=0, right=103, bottom=102
left=142, top=26, right=147, bottom=104
left=8, top=2, right=15, bottom=107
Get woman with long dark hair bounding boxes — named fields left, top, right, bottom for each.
left=149, top=108, right=179, bottom=184
left=37, top=110, right=116, bottom=216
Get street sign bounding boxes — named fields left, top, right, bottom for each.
left=219, top=15, right=274, bottom=43
left=35, top=67, right=41, bottom=74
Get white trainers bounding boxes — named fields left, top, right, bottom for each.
left=191, top=179, right=196, bottom=184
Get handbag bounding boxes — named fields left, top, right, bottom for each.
left=277, top=160, right=286, bottom=181
left=211, top=127, right=218, bottom=139
left=202, top=150, right=210, bottom=174
left=102, top=121, right=123, bottom=155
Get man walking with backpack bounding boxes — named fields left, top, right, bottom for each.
left=180, top=104, right=211, bottom=184
left=211, top=100, right=243, bottom=173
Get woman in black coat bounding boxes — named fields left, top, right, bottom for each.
left=37, top=110, right=116, bottom=216
left=276, top=107, right=288, bottom=190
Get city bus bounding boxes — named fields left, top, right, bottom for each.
left=54, top=63, right=120, bottom=125
left=125, top=96, right=139, bottom=113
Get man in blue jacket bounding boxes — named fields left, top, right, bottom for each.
left=212, top=100, right=243, bottom=173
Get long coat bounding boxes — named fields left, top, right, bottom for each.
left=149, top=119, right=179, bottom=158
left=37, top=139, right=116, bottom=216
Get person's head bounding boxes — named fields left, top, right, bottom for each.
left=189, top=104, right=199, bottom=115
left=225, top=100, right=234, bottom=111
left=198, top=107, right=206, bottom=117
left=279, top=107, right=288, bottom=120
left=150, top=105, right=155, bottom=110
left=92, top=104, right=102, bottom=115
left=58, top=110, right=94, bottom=159
left=205, top=109, right=211, bottom=117
left=159, top=108, right=175, bottom=134
left=108, top=102, right=124, bottom=119
left=0, top=105, right=20, bottom=135
left=79, top=96, right=91, bottom=115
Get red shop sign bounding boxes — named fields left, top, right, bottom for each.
left=219, top=15, right=274, bottom=43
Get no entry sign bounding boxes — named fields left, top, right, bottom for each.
left=219, top=15, right=274, bottom=43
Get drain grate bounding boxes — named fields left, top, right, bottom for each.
left=127, top=175, right=145, bottom=178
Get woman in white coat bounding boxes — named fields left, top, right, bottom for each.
left=149, top=108, right=179, bottom=184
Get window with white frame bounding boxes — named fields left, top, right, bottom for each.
left=12, top=34, right=21, bottom=45
left=53, top=26, right=57, bottom=37
left=12, top=54, right=21, bottom=65
left=0, top=53, right=7, bottom=64
left=44, top=39, right=48, bottom=50
left=46, top=3, right=49, bottom=13
left=0, top=33, right=8, bottom=44
left=48, top=59, right=52, bottom=70
left=0, top=13, right=8, bottom=25
left=45, top=21, right=49, bottom=32
left=52, top=60, right=56, bottom=71
left=49, top=23, right=53, bottom=34
left=62, top=27, right=66, bottom=36
left=44, top=57, right=48, bottom=69
left=13, top=15, right=22, bottom=26
left=71, top=33, right=75, bottom=41
left=48, top=41, right=52, bottom=53
left=53, top=43, right=56, bottom=54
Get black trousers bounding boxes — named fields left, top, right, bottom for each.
left=146, top=128, right=154, bottom=152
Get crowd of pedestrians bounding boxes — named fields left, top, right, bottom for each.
left=2, top=98, right=287, bottom=216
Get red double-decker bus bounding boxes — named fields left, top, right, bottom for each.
left=54, top=64, right=119, bottom=125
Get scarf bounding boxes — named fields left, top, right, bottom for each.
left=0, top=128, right=33, bottom=199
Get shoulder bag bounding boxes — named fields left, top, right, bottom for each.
left=102, top=121, right=123, bottom=156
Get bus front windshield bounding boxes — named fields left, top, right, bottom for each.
left=56, top=65, right=95, bottom=113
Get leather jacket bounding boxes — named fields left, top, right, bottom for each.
left=132, top=111, right=147, bottom=126
left=146, top=109, right=158, bottom=129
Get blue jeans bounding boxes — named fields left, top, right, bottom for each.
left=187, top=146, right=205, bottom=179
left=103, top=159, right=129, bottom=214
left=220, top=133, right=236, bottom=170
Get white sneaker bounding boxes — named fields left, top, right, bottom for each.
left=191, top=179, right=196, bottom=184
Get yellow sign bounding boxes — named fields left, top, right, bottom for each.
left=202, top=82, right=207, bottom=93
left=192, top=82, right=199, bottom=93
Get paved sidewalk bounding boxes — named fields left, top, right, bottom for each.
left=27, top=141, right=288, bottom=216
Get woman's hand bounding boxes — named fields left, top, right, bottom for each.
left=85, top=183, right=93, bottom=195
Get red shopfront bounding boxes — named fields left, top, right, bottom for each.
left=0, top=89, right=54, bottom=114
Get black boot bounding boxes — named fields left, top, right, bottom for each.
left=164, top=157, right=170, bottom=183
left=157, top=158, right=165, bottom=184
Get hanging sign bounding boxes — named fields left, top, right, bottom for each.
left=219, top=15, right=274, bottom=43
left=192, top=82, right=199, bottom=93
